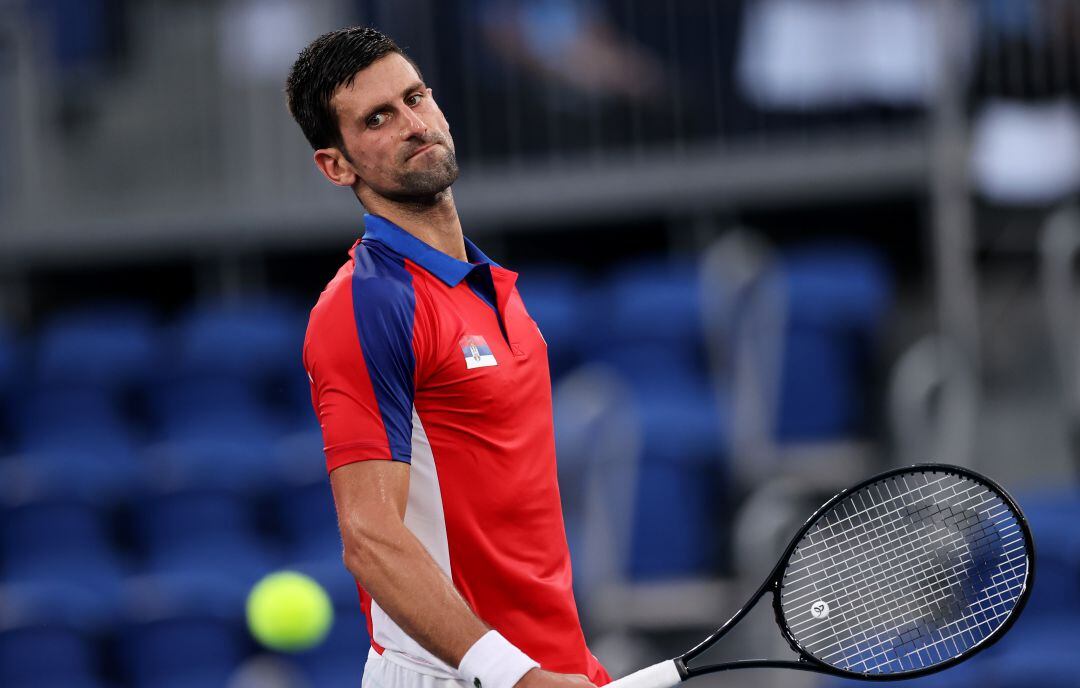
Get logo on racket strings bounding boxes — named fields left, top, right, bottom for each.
left=810, top=600, right=830, bottom=620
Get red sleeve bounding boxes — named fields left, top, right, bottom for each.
left=303, top=260, right=418, bottom=473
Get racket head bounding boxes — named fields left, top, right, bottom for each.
left=773, top=464, right=1034, bottom=680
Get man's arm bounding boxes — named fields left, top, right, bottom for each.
left=330, top=459, right=596, bottom=688
left=331, top=459, right=486, bottom=662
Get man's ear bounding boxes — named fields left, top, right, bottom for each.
left=313, top=147, right=358, bottom=188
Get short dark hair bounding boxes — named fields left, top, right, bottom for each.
left=285, top=26, right=420, bottom=152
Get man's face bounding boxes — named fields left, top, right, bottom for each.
left=330, top=53, right=458, bottom=202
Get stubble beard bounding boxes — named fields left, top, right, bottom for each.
left=371, top=136, right=460, bottom=206
left=383, top=144, right=460, bottom=205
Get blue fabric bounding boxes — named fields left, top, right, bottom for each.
left=351, top=241, right=418, bottom=464
left=466, top=264, right=499, bottom=310
left=465, top=263, right=507, bottom=338
left=362, top=213, right=498, bottom=286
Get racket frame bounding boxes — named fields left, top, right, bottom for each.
left=674, top=463, right=1035, bottom=681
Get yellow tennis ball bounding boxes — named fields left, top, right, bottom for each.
left=246, top=571, right=334, bottom=652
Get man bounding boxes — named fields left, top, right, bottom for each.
left=286, top=27, right=611, bottom=688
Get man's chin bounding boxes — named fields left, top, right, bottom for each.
left=378, top=177, right=457, bottom=204
left=395, top=163, right=459, bottom=200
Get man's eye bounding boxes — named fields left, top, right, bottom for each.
left=367, top=113, right=387, bottom=128
left=407, top=93, right=423, bottom=106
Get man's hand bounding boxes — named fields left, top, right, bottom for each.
left=515, top=668, right=596, bottom=688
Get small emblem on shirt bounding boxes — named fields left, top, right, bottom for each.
left=460, top=335, right=498, bottom=369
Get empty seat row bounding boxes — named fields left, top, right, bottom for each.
left=0, top=561, right=367, bottom=688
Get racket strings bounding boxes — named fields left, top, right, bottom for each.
left=784, top=486, right=999, bottom=630
left=820, top=520, right=1024, bottom=668
left=783, top=485, right=999, bottom=608
left=778, top=471, right=1029, bottom=676
left=817, top=480, right=1021, bottom=668
left=805, top=478, right=1024, bottom=671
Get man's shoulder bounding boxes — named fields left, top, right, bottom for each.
left=307, top=240, right=421, bottom=336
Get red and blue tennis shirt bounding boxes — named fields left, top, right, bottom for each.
left=303, top=214, right=610, bottom=684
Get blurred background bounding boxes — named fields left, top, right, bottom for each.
left=0, top=0, right=1078, bottom=686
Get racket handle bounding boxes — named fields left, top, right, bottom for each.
left=605, top=660, right=682, bottom=688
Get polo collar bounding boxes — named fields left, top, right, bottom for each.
left=361, top=214, right=497, bottom=287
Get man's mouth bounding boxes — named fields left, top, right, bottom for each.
left=406, top=143, right=437, bottom=160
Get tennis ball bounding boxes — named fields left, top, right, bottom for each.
left=246, top=571, right=334, bottom=652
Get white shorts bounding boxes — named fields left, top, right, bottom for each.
left=363, top=650, right=468, bottom=688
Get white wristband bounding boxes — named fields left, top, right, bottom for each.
left=458, top=630, right=540, bottom=688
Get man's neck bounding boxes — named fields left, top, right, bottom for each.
left=362, top=189, right=467, bottom=262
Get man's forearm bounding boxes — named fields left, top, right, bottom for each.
left=343, top=515, right=489, bottom=668
left=328, top=461, right=570, bottom=688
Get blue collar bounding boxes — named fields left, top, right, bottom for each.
left=361, top=214, right=497, bottom=287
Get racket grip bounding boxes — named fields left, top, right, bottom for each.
left=605, top=660, right=682, bottom=688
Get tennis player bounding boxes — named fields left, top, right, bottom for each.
left=286, top=27, right=611, bottom=688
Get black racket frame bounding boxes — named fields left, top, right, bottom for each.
left=672, top=463, right=1035, bottom=681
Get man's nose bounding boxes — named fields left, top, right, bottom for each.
left=400, top=107, right=427, bottom=137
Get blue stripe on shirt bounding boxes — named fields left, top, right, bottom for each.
left=351, top=242, right=417, bottom=463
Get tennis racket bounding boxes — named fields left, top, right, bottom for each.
left=607, top=464, right=1034, bottom=687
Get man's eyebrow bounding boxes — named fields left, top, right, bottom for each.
left=359, top=81, right=427, bottom=125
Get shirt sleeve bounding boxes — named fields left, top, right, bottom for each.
left=303, top=268, right=419, bottom=473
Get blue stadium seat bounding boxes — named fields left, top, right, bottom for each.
left=151, top=378, right=277, bottom=437
left=551, top=364, right=642, bottom=589
left=286, top=368, right=319, bottom=428
left=134, top=486, right=281, bottom=590
left=514, top=266, right=588, bottom=377
left=591, top=347, right=727, bottom=465
left=598, top=259, right=706, bottom=365
left=0, top=324, right=17, bottom=454
left=287, top=562, right=371, bottom=688
left=0, top=580, right=115, bottom=632
left=0, top=614, right=108, bottom=688
left=12, top=389, right=145, bottom=501
left=171, top=297, right=303, bottom=382
left=586, top=259, right=729, bottom=580
left=1012, top=491, right=1080, bottom=616
left=774, top=244, right=890, bottom=441
left=0, top=496, right=127, bottom=621
left=276, top=468, right=341, bottom=565
left=816, top=663, right=982, bottom=688
left=977, top=629, right=1080, bottom=686
left=119, top=607, right=248, bottom=688
left=293, top=604, right=370, bottom=688
left=147, top=378, right=284, bottom=490
left=35, top=303, right=155, bottom=392
left=0, top=320, right=16, bottom=396
left=592, top=348, right=729, bottom=580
